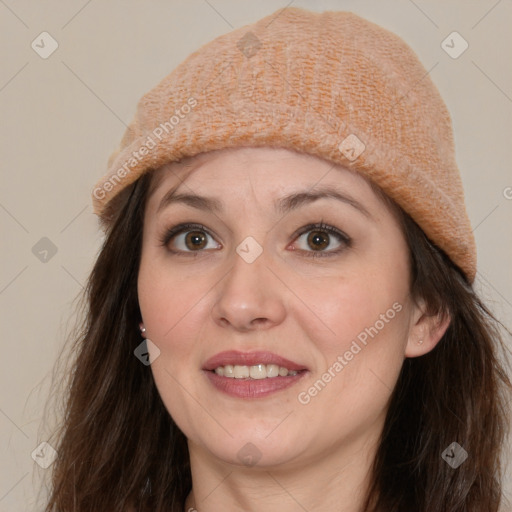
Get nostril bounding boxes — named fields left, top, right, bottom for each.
left=251, top=318, right=268, bottom=326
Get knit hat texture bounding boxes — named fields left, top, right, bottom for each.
left=92, top=7, right=477, bottom=283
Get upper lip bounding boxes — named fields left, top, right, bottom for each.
left=203, top=350, right=308, bottom=372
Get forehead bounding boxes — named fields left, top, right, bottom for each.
left=149, top=147, right=363, bottom=194
left=146, top=146, right=401, bottom=220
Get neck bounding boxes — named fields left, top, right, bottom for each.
left=184, top=432, right=379, bottom=512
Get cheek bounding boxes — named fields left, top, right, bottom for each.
left=137, top=256, right=214, bottom=434
left=295, top=277, right=409, bottom=435
left=294, top=246, right=410, bottom=408
left=137, top=251, right=218, bottom=404
left=300, top=258, right=409, bottom=355
left=137, top=250, right=209, bottom=340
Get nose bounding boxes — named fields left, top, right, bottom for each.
left=210, top=248, right=287, bottom=332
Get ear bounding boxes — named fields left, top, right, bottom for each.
left=405, top=298, right=451, bottom=358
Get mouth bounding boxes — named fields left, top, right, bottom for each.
left=202, top=350, right=309, bottom=398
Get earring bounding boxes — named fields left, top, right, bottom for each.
left=139, top=322, right=146, bottom=336
left=417, top=339, right=424, bottom=345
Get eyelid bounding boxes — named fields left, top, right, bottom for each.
left=292, top=222, right=350, bottom=244
left=158, top=222, right=218, bottom=251
left=291, top=222, right=351, bottom=258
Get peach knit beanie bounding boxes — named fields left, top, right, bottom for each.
left=91, top=7, right=477, bottom=283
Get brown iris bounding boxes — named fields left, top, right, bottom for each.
left=307, top=230, right=329, bottom=251
left=185, top=231, right=207, bottom=250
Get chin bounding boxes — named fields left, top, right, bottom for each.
left=190, top=426, right=305, bottom=468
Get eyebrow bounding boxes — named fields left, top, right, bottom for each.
left=156, top=184, right=373, bottom=219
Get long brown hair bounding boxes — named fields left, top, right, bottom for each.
left=42, top=168, right=512, bottom=512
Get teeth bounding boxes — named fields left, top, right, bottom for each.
left=213, top=364, right=299, bottom=379
left=266, top=364, right=279, bottom=378
left=234, top=365, right=249, bottom=379
left=249, top=364, right=266, bottom=379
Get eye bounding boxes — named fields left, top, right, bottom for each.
left=159, top=221, right=351, bottom=258
left=159, top=223, right=220, bottom=254
left=292, top=222, right=351, bottom=258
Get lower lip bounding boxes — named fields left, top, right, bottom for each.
left=203, top=370, right=308, bottom=399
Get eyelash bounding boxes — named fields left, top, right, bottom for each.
left=158, top=221, right=352, bottom=259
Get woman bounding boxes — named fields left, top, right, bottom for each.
left=44, top=7, right=511, bottom=512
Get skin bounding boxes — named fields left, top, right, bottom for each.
left=137, top=147, right=450, bottom=512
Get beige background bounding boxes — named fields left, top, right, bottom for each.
left=1, top=1, right=511, bottom=510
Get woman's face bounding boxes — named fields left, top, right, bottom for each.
left=137, top=147, right=434, bottom=469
